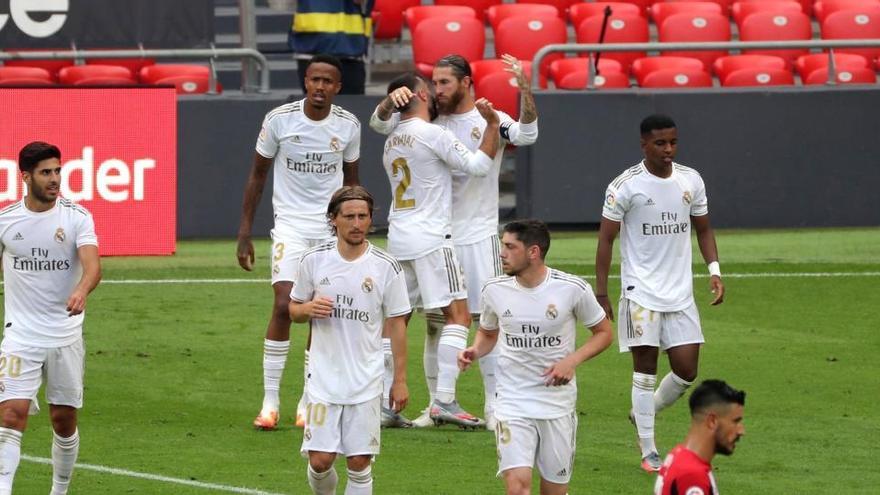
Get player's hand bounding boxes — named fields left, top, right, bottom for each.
left=458, top=347, right=478, bottom=371
left=388, top=87, right=413, bottom=109
left=542, top=356, right=577, bottom=387
left=501, top=53, right=529, bottom=90
left=710, top=276, right=724, bottom=305
left=475, top=98, right=500, bottom=126
left=236, top=236, right=254, bottom=271
left=597, top=295, right=614, bottom=321
left=390, top=380, right=409, bottom=413
left=66, top=290, right=87, bottom=316
left=306, top=295, right=334, bottom=319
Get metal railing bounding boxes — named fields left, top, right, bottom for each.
left=0, top=47, right=271, bottom=94
left=532, top=39, right=880, bottom=89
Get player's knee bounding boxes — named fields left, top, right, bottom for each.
left=0, top=404, right=28, bottom=430
left=677, top=367, right=698, bottom=383
left=346, top=455, right=371, bottom=472
left=308, top=453, right=336, bottom=473
left=504, top=480, right=531, bottom=495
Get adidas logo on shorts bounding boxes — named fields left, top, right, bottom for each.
left=502, top=309, right=513, bottom=317
left=319, top=277, right=331, bottom=286
left=556, top=468, right=567, bottom=477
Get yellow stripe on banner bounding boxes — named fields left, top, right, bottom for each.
left=293, top=12, right=372, bottom=36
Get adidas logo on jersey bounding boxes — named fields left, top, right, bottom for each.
left=502, top=309, right=513, bottom=317
left=12, top=232, right=23, bottom=241
left=288, top=135, right=301, bottom=143
left=644, top=198, right=655, bottom=206
left=319, top=277, right=331, bottom=286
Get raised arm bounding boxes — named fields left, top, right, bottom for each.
left=369, top=87, right=410, bottom=134
left=502, top=54, right=538, bottom=126
left=237, top=153, right=273, bottom=271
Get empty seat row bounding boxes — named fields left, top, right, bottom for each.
left=0, top=63, right=219, bottom=94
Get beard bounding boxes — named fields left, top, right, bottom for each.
left=28, top=183, right=56, bottom=203
left=437, top=88, right=464, bottom=115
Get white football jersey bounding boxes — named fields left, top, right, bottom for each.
left=370, top=107, right=539, bottom=245
left=291, top=240, right=411, bottom=405
left=256, top=99, right=361, bottom=239
left=382, top=117, right=492, bottom=260
left=602, top=161, right=709, bottom=312
left=479, top=268, right=606, bottom=420
left=0, top=199, right=98, bottom=348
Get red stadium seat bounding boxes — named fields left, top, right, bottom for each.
left=795, top=52, right=870, bottom=78
left=85, top=52, right=155, bottom=74
left=640, top=68, right=714, bottom=87
left=614, top=0, right=656, bottom=13
left=58, top=65, right=135, bottom=86
left=372, top=0, right=420, bottom=40
left=721, top=67, right=794, bottom=86
left=0, top=66, right=53, bottom=83
left=731, top=1, right=803, bottom=28
left=804, top=66, right=877, bottom=84
left=662, top=0, right=734, bottom=15
left=821, top=9, right=880, bottom=62
left=651, top=2, right=724, bottom=28
left=487, top=4, right=559, bottom=31
left=734, top=0, right=812, bottom=16
left=631, top=56, right=705, bottom=86
left=739, top=11, right=813, bottom=65
left=0, top=77, right=53, bottom=86
left=576, top=14, right=650, bottom=72
left=557, top=69, right=631, bottom=89
left=154, top=75, right=223, bottom=94
left=412, top=17, right=485, bottom=78
left=570, top=2, right=645, bottom=28
left=140, top=64, right=210, bottom=84
left=514, top=0, right=580, bottom=18
left=474, top=71, right=521, bottom=119
left=814, top=0, right=880, bottom=23
left=549, top=57, right=624, bottom=85
left=495, top=15, right=568, bottom=77
left=470, top=59, right=547, bottom=88
left=404, top=5, right=477, bottom=33
left=712, top=54, right=788, bottom=81
left=659, top=12, right=731, bottom=68
left=433, top=0, right=502, bottom=22
left=2, top=49, right=74, bottom=80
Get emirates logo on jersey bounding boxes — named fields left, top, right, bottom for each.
left=362, top=277, right=374, bottom=293
left=545, top=304, right=558, bottom=320
left=54, top=227, right=66, bottom=243
left=471, top=126, right=482, bottom=141
left=329, top=137, right=340, bottom=151
left=682, top=191, right=692, bottom=205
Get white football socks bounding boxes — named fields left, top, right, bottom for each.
left=51, top=429, right=79, bottom=495
left=382, top=338, right=393, bottom=405
left=0, top=428, right=22, bottom=494
left=632, top=372, right=658, bottom=457
left=654, top=372, right=693, bottom=413
left=424, top=313, right=444, bottom=404
left=307, top=464, right=338, bottom=495
left=436, top=324, right=469, bottom=404
left=345, top=465, right=373, bottom=495
left=262, top=339, right=290, bottom=413
left=479, top=344, right=499, bottom=419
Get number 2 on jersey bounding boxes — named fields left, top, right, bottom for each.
left=391, top=158, right=416, bottom=210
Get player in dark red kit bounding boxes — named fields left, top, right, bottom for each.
left=654, top=380, right=745, bottom=495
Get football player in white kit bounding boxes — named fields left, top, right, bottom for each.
left=237, top=54, right=361, bottom=430
left=459, top=220, right=612, bottom=495
left=290, top=186, right=410, bottom=495
left=595, top=114, right=725, bottom=472
left=380, top=72, right=501, bottom=428
left=0, top=142, right=102, bottom=495
left=370, top=54, right=538, bottom=429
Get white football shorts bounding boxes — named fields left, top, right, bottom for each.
left=0, top=338, right=85, bottom=414
left=301, top=395, right=381, bottom=457
left=495, top=412, right=578, bottom=484
left=269, top=230, right=332, bottom=285
left=455, top=234, right=502, bottom=314
left=400, top=246, right=467, bottom=310
left=617, top=297, right=704, bottom=353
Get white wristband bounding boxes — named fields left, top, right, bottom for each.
left=708, top=261, right=721, bottom=278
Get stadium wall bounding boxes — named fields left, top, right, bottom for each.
left=179, top=89, right=880, bottom=237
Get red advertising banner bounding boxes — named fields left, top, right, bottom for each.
left=0, top=87, right=176, bottom=255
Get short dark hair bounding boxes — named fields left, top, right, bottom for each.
left=306, top=54, right=343, bottom=79
left=327, top=186, right=374, bottom=234
left=386, top=72, right=429, bottom=113
left=435, top=54, right=473, bottom=80
left=502, top=219, right=551, bottom=259
left=640, top=114, right=677, bottom=136
left=19, top=141, right=61, bottom=173
left=689, top=379, right=746, bottom=417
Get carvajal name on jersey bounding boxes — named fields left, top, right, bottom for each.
left=286, top=152, right=338, bottom=174
left=505, top=324, right=562, bottom=349
left=384, top=134, right=415, bottom=154
left=642, top=211, right=689, bottom=236
left=12, top=248, right=71, bottom=271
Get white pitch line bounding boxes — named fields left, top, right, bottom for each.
left=96, top=271, right=880, bottom=285
left=22, top=455, right=288, bottom=495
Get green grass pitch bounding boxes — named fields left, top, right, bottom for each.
left=6, top=228, right=879, bottom=494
